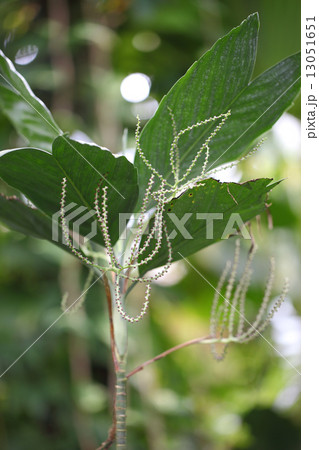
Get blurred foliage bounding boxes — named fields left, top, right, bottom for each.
left=0, top=0, right=300, bottom=449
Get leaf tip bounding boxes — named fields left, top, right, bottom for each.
left=247, top=12, right=260, bottom=25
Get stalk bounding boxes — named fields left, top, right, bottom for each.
left=103, top=273, right=129, bottom=449
left=113, top=293, right=128, bottom=450
left=126, top=335, right=211, bottom=379
left=115, top=359, right=127, bottom=449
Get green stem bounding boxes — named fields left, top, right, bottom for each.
left=115, top=359, right=127, bottom=449
left=102, top=273, right=128, bottom=449
left=112, top=276, right=128, bottom=449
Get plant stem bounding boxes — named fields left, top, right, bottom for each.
left=103, top=273, right=119, bottom=372
left=115, top=359, right=127, bottom=449
left=102, top=274, right=128, bottom=449
left=126, top=335, right=211, bottom=379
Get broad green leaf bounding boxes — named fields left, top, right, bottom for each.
left=0, top=50, right=62, bottom=151
left=52, top=136, right=139, bottom=243
left=205, top=53, right=301, bottom=168
left=139, top=178, right=279, bottom=275
left=0, top=137, right=138, bottom=247
left=0, top=194, right=68, bottom=251
left=134, top=13, right=300, bottom=208
left=134, top=13, right=259, bottom=205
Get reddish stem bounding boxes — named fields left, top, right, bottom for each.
left=103, top=274, right=119, bottom=373
left=126, top=335, right=210, bottom=379
left=96, top=425, right=115, bottom=450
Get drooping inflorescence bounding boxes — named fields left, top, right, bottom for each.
left=135, top=109, right=232, bottom=200
left=208, top=239, right=289, bottom=360
left=60, top=174, right=172, bottom=323
left=60, top=108, right=268, bottom=325
left=135, top=108, right=267, bottom=202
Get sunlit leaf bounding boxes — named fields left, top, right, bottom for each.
left=0, top=50, right=62, bottom=151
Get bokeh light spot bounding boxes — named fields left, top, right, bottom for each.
left=120, top=73, right=151, bottom=103
left=131, top=97, right=158, bottom=120
left=15, top=45, right=38, bottom=65
left=132, top=31, right=161, bottom=52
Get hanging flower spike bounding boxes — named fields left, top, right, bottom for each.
left=94, top=180, right=119, bottom=268
left=210, top=260, right=232, bottom=360
left=125, top=176, right=164, bottom=269
left=125, top=173, right=155, bottom=267
left=135, top=115, right=168, bottom=185
left=220, top=238, right=241, bottom=337
left=209, top=240, right=288, bottom=360
left=167, top=106, right=180, bottom=183
left=60, top=111, right=268, bottom=329
left=114, top=274, right=152, bottom=324
left=208, top=137, right=267, bottom=179
left=60, top=171, right=173, bottom=324
left=113, top=222, right=172, bottom=324
left=239, top=275, right=289, bottom=343
left=60, top=177, right=100, bottom=267
left=136, top=110, right=231, bottom=201
left=174, top=110, right=231, bottom=184
left=119, top=219, right=173, bottom=285
left=136, top=180, right=166, bottom=266
left=229, top=243, right=257, bottom=336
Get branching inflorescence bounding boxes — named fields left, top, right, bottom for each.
left=60, top=108, right=278, bottom=329
left=59, top=109, right=235, bottom=323
left=135, top=109, right=232, bottom=199
left=208, top=239, right=289, bottom=360
left=135, top=108, right=266, bottom=201
left=60, top=175, right=172, bottom=323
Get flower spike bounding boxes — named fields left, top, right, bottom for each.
left=209, top=240, right=288, bottom=360
left=59, top=166, right=173, bottom=323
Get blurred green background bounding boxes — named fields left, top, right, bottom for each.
left=0, top=0, right=300, bottom=449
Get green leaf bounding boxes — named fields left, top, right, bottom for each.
left=52, top=136, right=139, bottom=243
left=0, top=137, right=139, bottom=247
left=139, top=178, right=279, bottom=275
left=206, top=52, right=301, bottom=168
left=0, top=50, right=62, bottom=151
left=0, top=194, right=67, bottom=251
left=134, top=13, right=300, bottom=207
left=134, top=13, right=259, bottom=204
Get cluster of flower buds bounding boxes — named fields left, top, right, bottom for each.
left=136, top=108, right=268, bottom=203
left=59, top=108, right=269, bottom=325
left=207, top=239, right=289, bottom=360
left=60, top=174, right=172, bottom=323
left=135, top=109, right=232, bottom=200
